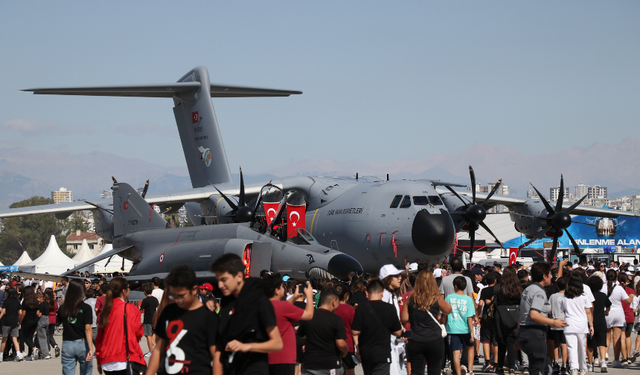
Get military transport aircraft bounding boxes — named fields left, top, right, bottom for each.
left=1, top=66, right=636, bottom=274
left=62, top=181, right=363, bottom=282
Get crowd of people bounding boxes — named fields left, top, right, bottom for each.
left=1, top=255, right=640, bottom=375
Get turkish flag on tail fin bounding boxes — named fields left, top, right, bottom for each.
left=286, top=203, right=306, bottom=239
left=263, top=202, right=281, bottom=226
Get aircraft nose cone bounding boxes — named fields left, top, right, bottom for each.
left=411, top=209, right=455, bottom=256
left=327, top=254, right=364, bottom=280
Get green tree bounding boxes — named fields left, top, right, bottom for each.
left=0, top=196, right=83, bottom=264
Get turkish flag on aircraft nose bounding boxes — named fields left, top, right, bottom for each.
left=509, top=247, right=518, bottom=265
left=286, top=203, right=306, bottom=239
left=263, top=202, right=280, bottom=226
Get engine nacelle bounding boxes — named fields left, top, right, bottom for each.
left=440, top=193, right=472, bottom=231
left=510, top=199, right=550, bottom=238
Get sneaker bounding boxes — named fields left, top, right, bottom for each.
left=43, top=355, right=51, bottom=360
left=632, top=350, right=640, bottom=362
left=509, top=369, right=516, bottom=375
left=586, top=364, right=593, bottom=372
left=461, top=365, right=468, bottom=375
left=523, top=367, right=529, bottom=375
left=612, top=360, right=623, bottom=368
left=144, top=351, right=152, bottom=358
left=54, top=345, right=60, bottom=358
left=483, top=363, right=494, bottom=373
left=553, top=362, right=560, bottom=375
left=600, top=360, right=607, bottom=373
left=579, top=371, right=586, bottom=375
left=32, top=347, right=39, bottom=359
left=561, top=365, right=568, bottom=375
left=15, top=351, right=24, bottom=362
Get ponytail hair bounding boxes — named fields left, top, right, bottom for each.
left=98, top=277, right=128, bottom=329
left=606, top=269, right=617, bottom=297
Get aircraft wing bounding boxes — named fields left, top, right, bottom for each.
left=0, top=200, right=98, bottom=218
left=124, top=270, right=218, bottom=283
left=23, top=83, right=301, bottom=98
left=61, top=245, right=134, bottom=276
left=436, top=187, right=638, bottom=218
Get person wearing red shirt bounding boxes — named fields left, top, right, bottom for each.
left=264, top=274, right=314, bottom=375
left=334, top=284, right=356, bottom=375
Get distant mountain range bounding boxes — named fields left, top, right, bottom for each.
left=1, top=138, right=639, bottom=209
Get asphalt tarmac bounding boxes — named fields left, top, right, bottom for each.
left=2, top=331, right=640, bottom=375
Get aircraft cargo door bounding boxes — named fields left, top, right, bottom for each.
left=248, top=242, right=272, bottom=278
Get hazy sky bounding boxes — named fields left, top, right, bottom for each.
left=1, top=2, right=638, bottom=175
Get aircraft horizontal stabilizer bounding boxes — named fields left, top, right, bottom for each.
left=61, top=245, right=134, bottom=276
left=23, top=83, right=301, bottom=98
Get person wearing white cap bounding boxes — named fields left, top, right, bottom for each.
left=378, top=264, right=405, bottom=375
left=379, top=264, right=403, bottom=317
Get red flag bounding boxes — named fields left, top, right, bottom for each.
left=509, top=247, right=518, bottom=265
left=263, top=202, right=280, bottom=226
left=286, top=203, right=306, bottom=238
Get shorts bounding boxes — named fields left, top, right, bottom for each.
left=449, top=333, right=473, bottom=352
left=2, top=325, right=19, bottom=337
left=342, top=353, right=357, bottom=369
left=480, top=322, right=497, bottom=345
left=624, top=323, right=634, bottom=335
left=547, top=330, right=566, bottom=346
left=143, top=323, right=154, bottom=336
left=587, top=328, right=607, bottom=348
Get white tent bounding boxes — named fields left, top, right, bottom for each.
left=90, top=244, right=133, bottom=274
left=72, top=239, right=97, bottom=273
left=20, top=235, right=76, bottom=274
left=73, top=239, right=95, bottom=263
left=13, top=251, right=33, bottom=266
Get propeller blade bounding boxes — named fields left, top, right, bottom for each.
left=565, top=194, right=588, bottom=214
left=141, top=179, right=149, bottom=199
left=469, top=166, right=476, bottom=204
left=518, top=230, right=547, bottom=250
left=530, top=183, right=555, bottom=215
left=212, top=185, right=238, bottom=211
left=479, top=221, right=503, bottom=248
left=239, top=167, right=245, bottom=207
left=481, top=178, right=502, bottom=208
left=555, top=175, right=564, bottom=212
left=566, top=230, right=582, bottom=254
left=445, top=186, right=470, bottom=208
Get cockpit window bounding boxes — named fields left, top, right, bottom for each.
left=288, top=228, right=316, bottom=245
left=413, top=196, right=428, bottom=205
left=429, top=196, right=443, bottom=205
left=390, top=195, right=402, bottom=208
left=400, top=195, right=411, bottom=208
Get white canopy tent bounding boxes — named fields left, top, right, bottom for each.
left=89, top=244, right=133, bottom=274
left=20, top=235, right=76, bottom=274
left=13, top=251, right=33, bottom=266
left=72, top=239, right=97, bottom=273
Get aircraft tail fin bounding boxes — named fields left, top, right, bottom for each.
left=24, top=66, right=301, bottom=188
left=112, top=182, right=169, bottom=237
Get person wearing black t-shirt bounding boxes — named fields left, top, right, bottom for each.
left=59, top=279, right=94, bottom=375
left=211, top=254, right=282, bottom=375
left=298, top=287, right=348, bottom=375
left=147, top=265, right=218, bottom=375
left=352, top=279, right=402, bottom=375
left=0, top=288, right=24, bottom=362
left=140, top=283, right=160, bottom=355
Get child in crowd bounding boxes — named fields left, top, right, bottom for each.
left=587, top=276, right=611, bottom=373
left=548, top=276, right=568, bottom=375
left=139, top=282, right=159, bottom=356
left=562, top=273, right=594, bottom=375
left=445, top=276, right=476, bottom=375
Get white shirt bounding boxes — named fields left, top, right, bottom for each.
left=601, top=284, right=629, bottom=312
left=151, top=288, right=164, bottom=302
left=562, top=294, right=592, bottom=334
